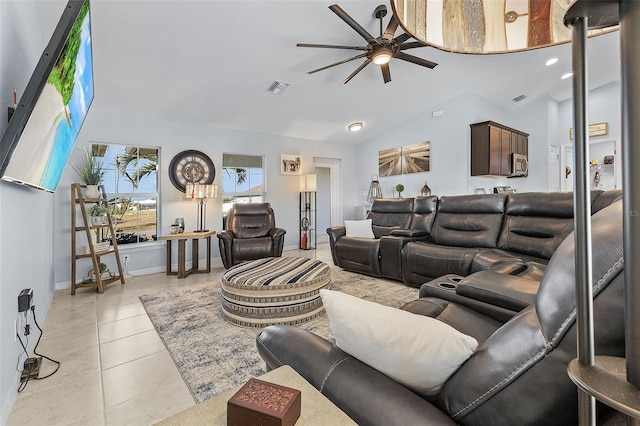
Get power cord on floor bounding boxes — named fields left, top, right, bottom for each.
left=15, top=329, right=30, bottom=393
left=15, top=306, right=61, bottom=393
left=31, top=306, right=61, bottom=379
left=123, top=262, right=142, bottom=277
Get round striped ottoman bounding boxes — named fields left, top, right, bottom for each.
left=220, top=257, right=331, bottom=328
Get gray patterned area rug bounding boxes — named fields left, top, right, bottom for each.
left=139, top=268, right=418, bottom=403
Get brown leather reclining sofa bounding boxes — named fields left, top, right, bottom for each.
left=328, top=190, right=621, bottom=285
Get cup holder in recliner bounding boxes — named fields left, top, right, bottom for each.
left=437, top=282, right=457, bottom=290
left=435, top=276, right=462, bottom=291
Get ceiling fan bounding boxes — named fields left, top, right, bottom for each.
left=297, top=3, right=438, bottom=84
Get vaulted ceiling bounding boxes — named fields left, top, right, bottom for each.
left=39, top=1, right=621, bottom=145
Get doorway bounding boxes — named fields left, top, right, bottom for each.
left=313, top=158, right=341, bottom=244
left=549, top=144, right=560, bottom=191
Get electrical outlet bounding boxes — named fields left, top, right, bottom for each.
left=123, top=254, right=130, bottom=264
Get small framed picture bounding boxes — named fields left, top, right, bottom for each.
left=281, top=154, right=301, bottom=175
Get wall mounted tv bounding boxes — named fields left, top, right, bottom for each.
left=0, top=0, right=94, bottom=192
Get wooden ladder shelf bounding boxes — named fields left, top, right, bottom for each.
left=71, top=183, right=125, bottom=294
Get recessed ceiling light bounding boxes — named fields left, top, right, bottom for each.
left=545, top=58, right=559, bottom=66
left=348, top=122, right=363, bottom=132
left=561, top=72, right=573, bottom=80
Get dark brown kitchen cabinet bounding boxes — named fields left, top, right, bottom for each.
left=471, top=121, right=528, bottom=177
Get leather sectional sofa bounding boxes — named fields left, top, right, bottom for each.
left=256, top=194, right=626, bottom=425
left=327, top=190, right=621, bottom=288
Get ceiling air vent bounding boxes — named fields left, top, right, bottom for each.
left=266, top=81, right=290, bottom=95
left=512, top=94, right=528, bottom=103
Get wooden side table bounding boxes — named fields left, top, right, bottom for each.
left=158, top=230, right=216, bottom=279
left=157, top=365, right=356, bottom=425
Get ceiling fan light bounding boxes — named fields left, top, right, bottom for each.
left=348, top=122, right=363, bottom=132
left=373, top=51, right=392, bottom=65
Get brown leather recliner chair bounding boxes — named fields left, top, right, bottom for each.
left=217, top=203, right=286, bottom=269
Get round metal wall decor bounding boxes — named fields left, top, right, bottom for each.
left=168, top=150, right=215, bottom=192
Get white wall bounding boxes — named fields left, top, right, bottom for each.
left=356, top=91, right=558, bottom=200
left=557, top=81, right=622, bottom=148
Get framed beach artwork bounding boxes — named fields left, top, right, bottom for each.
left=281, top=154, right=301, bottom=175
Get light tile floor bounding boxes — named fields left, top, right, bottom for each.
left=7, top=244, right=333, bottom=426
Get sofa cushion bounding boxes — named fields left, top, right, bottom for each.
left=401, top=242, right=479, bottom=286
left=409, top=195, right=439, bottom=232
left=592, top=189, right=622, bottom=213
left=429, top=194, right=506, bottom=248
left=497, top=192, right=575, bottom=260
left=334, top=237, right=381, bottom=276
left=344, top=219, right=375, bottom=238
left=368, top=198, right=414, bottom=238
left=320, top=289, right=478, bottom=397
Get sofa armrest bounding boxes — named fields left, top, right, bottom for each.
left=217, top=229, right=234, bottom=243
left=456, top=271, right=539, bottom=312
left=269, top=227, right=287, bottom=256
left=327, top=226, right=347, bottom=265
left=379, top=234, right=427, bottom=280
left=327, top=225, right=346, bottom=241
left=217, top=230, right=234, bottom=269
left=256, top=325, right=456, bottom=426
left=269, top=227, right=286, bottom=239
left=389, top=228, right=428, bottom=238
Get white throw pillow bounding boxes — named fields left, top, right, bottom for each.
left=320, top=289, right=478, bottom=396
left=344, top=219, right=375, bottom=238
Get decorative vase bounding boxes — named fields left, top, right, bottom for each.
left=85, top=184, right=100, bottom=199
left=421, top=181, right=432, bottom=196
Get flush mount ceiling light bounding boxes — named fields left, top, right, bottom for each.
left=545, top=58, right=559, bottom=66
left=348, top=122, right=363, bottom=132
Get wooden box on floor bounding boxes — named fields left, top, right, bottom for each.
left=227, top=378, right=301, bottom=426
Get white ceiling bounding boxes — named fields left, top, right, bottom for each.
left=44, top=1, right=622, bottom=145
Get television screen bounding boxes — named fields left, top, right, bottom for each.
left=0, top=0, right=94, bottom=192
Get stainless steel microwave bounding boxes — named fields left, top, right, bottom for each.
left=511, top=153, right=528, bottom=177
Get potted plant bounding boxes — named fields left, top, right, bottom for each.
left=87, top=204, right=108, bottom=225
left=395, top=184, right=405, bottom=198
left=89, top=262, right=111, bottom=282
left=73, top=148, right=105, bottom=198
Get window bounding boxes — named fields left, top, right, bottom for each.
left=222, top=154, right=264, bottom=215
left=91, top=143, right=159, bottom=245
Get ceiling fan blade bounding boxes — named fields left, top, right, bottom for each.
left=399, top=41, right=427, bottom=50
left=393, top=33, right=411, bottom=45
left=307, top=54, right=367, bottom=74
left=341, top=58, right=372, bottom=84
left=395, top=52, right=438, bottom=69
left=381, top=63, right=391, bottom=83
left=383, top=15, right=399, bottom=40
left=297, top=43, right=367, bottom=51
left=329, top=4, right=377, bottom=45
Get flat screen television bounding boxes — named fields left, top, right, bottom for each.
left=0, top=0, right=94, bottom=192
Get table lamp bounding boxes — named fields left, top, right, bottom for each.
left=185, top=183, right=217, bottom=232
